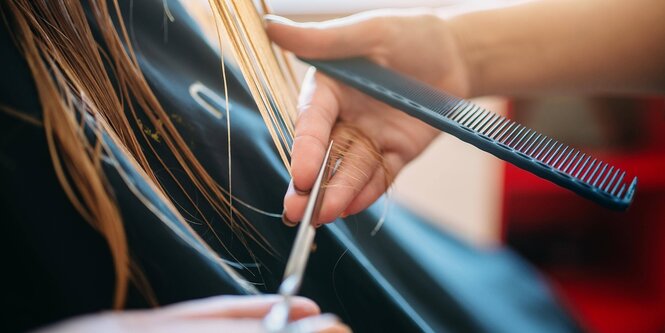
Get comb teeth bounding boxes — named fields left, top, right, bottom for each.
left=303, top=57, right=638, bottom=210
left=469, top=110, right=490, bottom=129
left=479, top=113, right=501, bottom=134
left=511, top=128, right=532, bottom=150
left=446, top=101, right=635, bottom=200
left=506, top=127, right=526, bottom=146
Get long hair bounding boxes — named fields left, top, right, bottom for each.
left=2, top=0, right=386, bottom=308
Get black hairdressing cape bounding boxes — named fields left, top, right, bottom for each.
left=0, top=1, right=580, bottom=332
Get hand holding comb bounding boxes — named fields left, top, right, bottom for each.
left=302, top=57, right=637, bottom=211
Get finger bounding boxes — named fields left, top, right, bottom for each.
left=291, top=70, right=339, bottom=193
left=319, top=324, right=353, bottom=333
left=161, top=295, right=320, bottom=320
left=265, top=13, right=387, bottom=59
left=148, top=318, right=264, bottom=333
left=343, top=152, right=403, bottom=217
left=287, top=314, right=352, bottom=333
left=163, top=318, right=350, bottom=333
left=318, top=136, right=381, bottom=224
left=283, top=180, right=308, bottom=226
left=284, top=71, right=340, bottom=222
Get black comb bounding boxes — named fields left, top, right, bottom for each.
left=302, top=57, right=637, bottom=211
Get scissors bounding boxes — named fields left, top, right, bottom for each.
left=264, top=141, right=337, bottom=333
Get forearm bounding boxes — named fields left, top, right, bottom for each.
left=447, top=0, right=665, bottom=97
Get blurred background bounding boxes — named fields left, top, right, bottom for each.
left=185, top=1, right=665, bottom=332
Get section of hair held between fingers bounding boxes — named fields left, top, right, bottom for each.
left=283, top=122, right=392, bottom=227
left=324, top=123, right=392, bottom=221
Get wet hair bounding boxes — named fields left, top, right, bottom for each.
left=2, top=0, right=386, bottom=308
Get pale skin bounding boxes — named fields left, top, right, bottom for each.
left=266, top=0, right=665, bottom=225
left=37, top=295, right=350, bottom=333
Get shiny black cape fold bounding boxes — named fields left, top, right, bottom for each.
left=0, top=1, right=580, bottom=332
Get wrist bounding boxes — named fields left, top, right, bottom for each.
left=446, top=15, right=483, bottom=98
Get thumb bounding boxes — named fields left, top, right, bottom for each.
left=264, top=13, right=387, bottom=59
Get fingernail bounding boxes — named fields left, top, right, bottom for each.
left=263, top=14, right=297, bottom=26
left=288, top=178, right=310, bottom=196
left=282, top=208, right=298, bottom=227
left=285, top=179, right=296, bottom=197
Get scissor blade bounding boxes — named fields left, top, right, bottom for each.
left=264, top=141, right=334, bottom=332
left=282, top=140, right=334, bottom=289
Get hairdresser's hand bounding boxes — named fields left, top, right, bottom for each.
left=266, top=11, right=470, bottom=224
left=36, top=295, right=350, bottom=333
